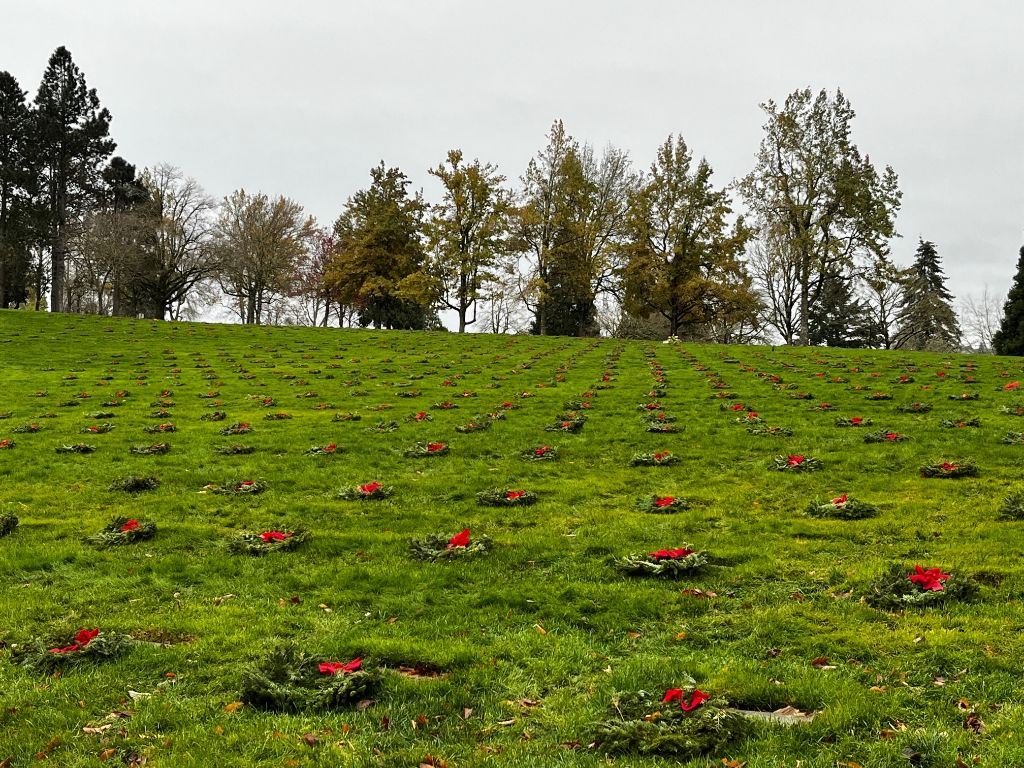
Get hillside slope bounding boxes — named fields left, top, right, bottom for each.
left=1, top=310, right=1023, bottom=766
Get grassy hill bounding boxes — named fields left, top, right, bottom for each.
left=1, top=309, right=1023, bottom=766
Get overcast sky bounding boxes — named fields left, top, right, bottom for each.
left=4, top=0, right=1023, bottom=309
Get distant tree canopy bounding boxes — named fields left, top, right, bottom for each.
left=3, top=56, right=1010, bottom=349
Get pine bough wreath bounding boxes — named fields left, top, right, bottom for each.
left=896, top=402, right=932, bottom=413
left=864, top=563, right=979, bottom=610
left=0, top=438, right=14, bottom=450
left=998, top=488, right=1024, bottom=519
left=635, top=495, right=691, bottom=514
left=614, top=546, right=707, bottom=578
left=521, top=444, right=558, bottom=461
left=770, top=454, right=822, bottom=472
left=12, top=628, right=132, bottom=673
left=229, top=528, right=308, bottom=555
left=305, top=443, right=342, bottom=456
left=144, top=422, right=176, bottom=434
left=630, top=451, right=680, bottom=467
left=592, top=686, right=748, bottom=757
left=1001, top=432, right=1024, bottom=445
left=863, top=430, right=908, bottom=443
left=747, top=425, right=793, bottom=437
left=940, top=417, right=981, bottom=428
left=212, top=479, right=268, bottom=495
left=919, top=460, right=980, bottom=479
left=88, top=517, right=157, bottom=547
left=0, top=511, right=18, bottom=537
left=80, top=423, right=115, bottom=434
left=56, top=443, right=96, bottom=454
left=215, top=444, right=255, bottom=455
left=337, top=481, right=394, bottom=501
left=239, top=645, right=380, bottom=712
left=332, top=411, right=362, bottom=421
left=108, top=475, right=160, bottom=493
left=130, top=442, right=170, bottom=456
left=404, top=441, right=449, bottom=458
left=476, top=489, right=538, bottom=507
left=805, top=494, right=877, bottom=520
left=220, top=422, right=252, bottom=435
left=409, top=528, right=490, bottom=561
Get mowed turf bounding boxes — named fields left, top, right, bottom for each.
left=2, top=309, right=1024, bottom=767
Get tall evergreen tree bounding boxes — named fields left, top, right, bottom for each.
left=895, top=239, right=961, bottom=350
left=0, top=71, right=34, bottom=308
left=33, top=46, right=115, bottom=312
left=993, top=245, right=1024, bottom=356
left=808, top=269, right=879, bottom=347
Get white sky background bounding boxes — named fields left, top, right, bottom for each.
left=3, top=0, right=1023, bottom=324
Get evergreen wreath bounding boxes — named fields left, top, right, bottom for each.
left=0, top=511, right=18, bottom=537
left=919, top=460, right=980, bottom=478
left=591, top=685, right=749, bottom=757
left=635, top=495, right=691, bottom=513
left=108, top=475, right=160, bottom=493
left=88, top=516, right=157, bottom=547
left=613, top=546, right=707, bottom=578
left=521, top=444, right=558, bottom=461
left=337, top=481, right=394, bottom=501
left=12, top=628, right=132, bottom=673
left=55, top=443, right=96, bottom=454
left=404, top=441, right=449, bottom=458
left=211, top=479, right=268, bottom=495
left=229, top=528, right=308, bottom=555
left=630, top=451, right=680, bottom=467
left=864, top=563, right=979, bottom=610
left=476, top=489, right=538, bottom=506
left=130, top=442, right=170, bottom=455
left=239, top=644, right=380, bottom=712
left=409, top=529, right=490, bottom=561
left=805, top=494, right=877, bottom=519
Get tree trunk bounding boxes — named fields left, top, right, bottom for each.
left=50, top=243, right=65, bottom=312
left=798, top=258, right=810, bottom=346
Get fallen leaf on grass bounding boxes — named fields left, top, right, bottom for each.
left=223, top=701, right=244, bottom=713
left=810, top=656, right=837, bottom=670
left=35, top=736, right=60, bottom=759
left=98, top=748, right=117, bottom=761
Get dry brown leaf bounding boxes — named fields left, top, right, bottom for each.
left=223, top=701, right=244, bottom=714
left=534, top=623, right=547, bottom=635
left=99, top=748, right=117, bottom=761
left=35, top=736, right=61, bottom=760
left=302, top=734, right=318, bottom=747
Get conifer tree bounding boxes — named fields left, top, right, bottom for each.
left=33, top=46, right=115, bottom=312
left=895, top=239, right=961, bottom=350
left=0, top=71, right=34, bottom=307
left=808, top=270, right=879, bottom=347
left=993, top=246, right=1024, bottom=356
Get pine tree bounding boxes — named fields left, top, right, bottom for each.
left=32, top=46, right=115, bottom=312
left=895, top=239, right=961, bottom=350
left=808, top=270, right=879, bottom=347
left=0, top=71, right=34, bottom=308
left=993, top=246, right=1024, bottom=356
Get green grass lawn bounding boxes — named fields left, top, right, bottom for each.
left=2, top=309, right=1024, bottom=767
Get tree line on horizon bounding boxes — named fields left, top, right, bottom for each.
left=2, top=46, right=1023, bottom=354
